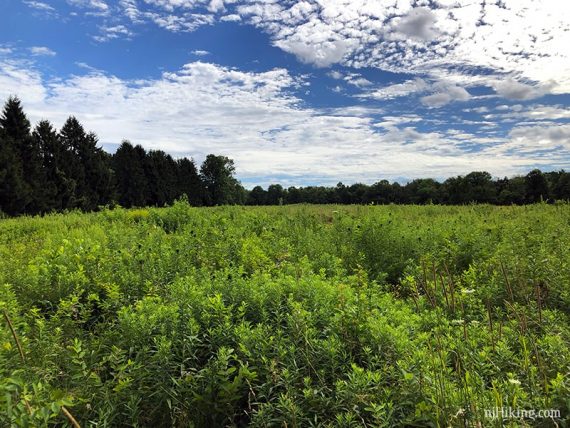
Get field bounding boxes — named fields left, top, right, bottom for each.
left=1, top=202, right=569, bottom=427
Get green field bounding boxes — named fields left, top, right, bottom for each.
left=1, top=203, right=569, bottom=427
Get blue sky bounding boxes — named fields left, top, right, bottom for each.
left=1, top=0, right=570, bottom=187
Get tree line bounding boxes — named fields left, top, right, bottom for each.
left=0, top=96, right=569, bottom=216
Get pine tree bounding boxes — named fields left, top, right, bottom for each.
left=113, top=141, right=148, bottom=207
left=33, top=120, right=75, bottom=211
left=59, top=117, right=113, bottom=210
left=0, top=96, right=31, bottom=144
left=59, top=116, right=86, bottom=209
left=0, top=97, right=34, bottom=214
left=176, top=157, right=203, bottom=206
left=0, top=132, right=29, bottom=215
left=144, top=150, right=178, bottom=206
left=81, top=132, right=114, bottom=210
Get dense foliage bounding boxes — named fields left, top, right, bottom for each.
left=1, top=203, right=568, bottom=426
left=2, top=96, right=570, bottom=217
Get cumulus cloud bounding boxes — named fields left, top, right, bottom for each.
left=275, top=37, right=354, bottom=68
left=394, top=7, right=439, bottom=41
left=2, top=58, right=564, bottom=184
left=220, top=14, right=241, bottom=22
left=360, top=77, right=470, bottom=108
left=493, top=78, right=551, bottom=101
left=207, top=0, right=225, bottom=13
left=86, top=0, right=568, bottom=99
left=421, top=84, right=470, bottom=107
left=510, top=124, right=570, bottom=146
left=232, top=0, right=570, bottom=95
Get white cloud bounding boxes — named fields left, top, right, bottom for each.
left=484, top=104, right=570, bottom=123
left=220, top=14, right=241, bottom=22
left=0, top=60, right=47, bottom=104
left=2, top=58, right=565, bottom=185
left=508, top=124, right=570, bottom=151
left=29, top=46, right=57, bottom=57
left=374, top=115, right=423, bottom=128
left=275, top=37, right=354, bottom=68
left=229, top=0, right=570, bottom=96
left=364, top=78, right=429, bottom=100
left=97, top=1, right=570, bottom=98
left=359, top=77, right=470, bottom=108
left=93, top=25, right=134, bottom=42
left=493, top=78, right=551, bottom=101
left=393, top=7, right=439, bottom=41
left=327, top=70, right=343, bottom=80
left=191, top=50, right=210, bottom=56
left=421, top=84, right=470, bottom=107
left=23, top=1, right=55, bottom=11
left=345, top=75, right=371, bottom=88
left=207, top=0, right=225, bottom=13
left=67, top=0, right=109, bottom=12
left=144, top=12, right=215, bottom=32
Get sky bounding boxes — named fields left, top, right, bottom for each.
left=1, top=0, right=570, bottom=187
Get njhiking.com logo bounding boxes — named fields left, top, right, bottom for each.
left=484, top=407, right=561, bottom=421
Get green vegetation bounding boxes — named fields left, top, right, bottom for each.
left=1, top=202, right=569, bottom=426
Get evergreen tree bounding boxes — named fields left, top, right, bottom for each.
left=0, top=96, right=31, bottom=144
left=0, top=97, right=45, bottom=213
left=81, top=132, right=114, bottom=209
left=59, top=117, right=86, bottom=208
left=0, top=131, right=29, bottom=215
left=144, top=150, right=178, bottom=206
left=113, top=141, right=148, bottom=207
left=59, top=117, right=113, bottom=210
left=176, top=157, right=203, bottom=206
left=32, top=121, right=61, bottom=211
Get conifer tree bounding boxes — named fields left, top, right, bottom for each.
left=59, top=116, right=86, bottom=208
left=0, top=132, right=29, bottom=215
left=113, top=141, right=149, bottom=207
left=144, top=150, right=178, bottom=206
left=176, top=157, right=203, bottom=206
left=0, top=97, right=31, bottom=214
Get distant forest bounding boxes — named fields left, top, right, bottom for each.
left=1, top=96, right=569, bottom=216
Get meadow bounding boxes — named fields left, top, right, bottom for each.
left=0, top=202, right=568, bottom=427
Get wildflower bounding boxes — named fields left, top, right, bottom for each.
left=461, top=288, right=475, bottom=294
left=451, top=319, right=465, bottom=325
left=508, top=379, right=521, bottom=385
